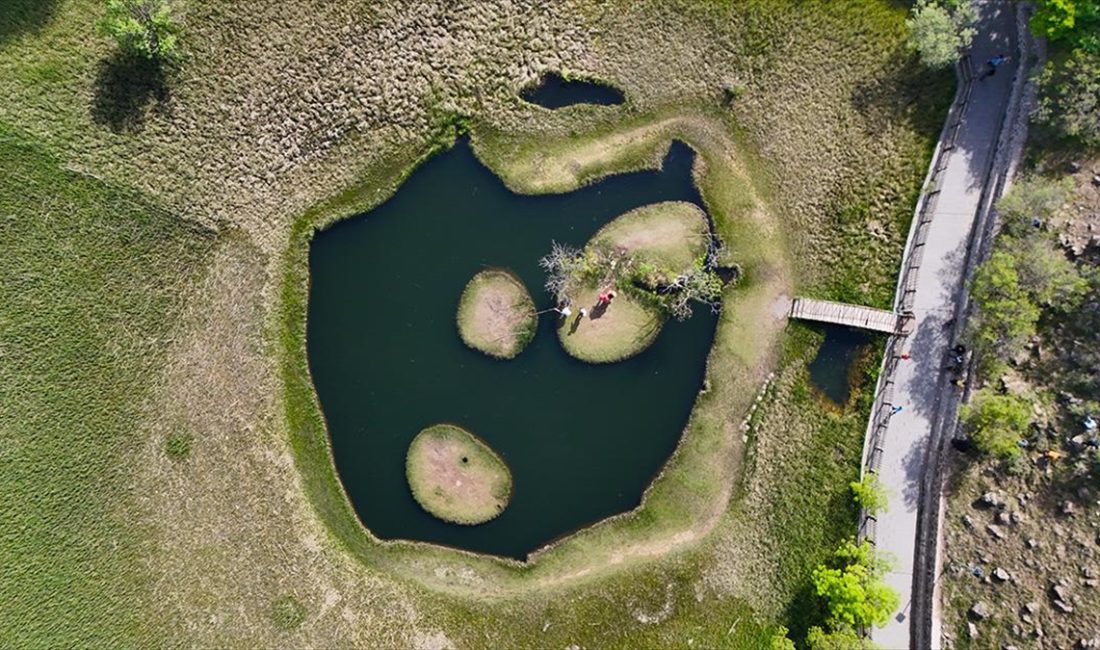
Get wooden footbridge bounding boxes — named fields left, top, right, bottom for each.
left=789, top=297, right=914, bottom=335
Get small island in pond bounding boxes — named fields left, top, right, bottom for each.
left=543, top=201, right=719, bottom=363
left=456, top=269, right=537, bottom=359
left=405, top=424, right=513, bottom=526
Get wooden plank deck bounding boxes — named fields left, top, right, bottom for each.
left=789, top=297, right=908, bottom=335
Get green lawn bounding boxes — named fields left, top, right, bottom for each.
left=0, top=126, right=213, bottom=647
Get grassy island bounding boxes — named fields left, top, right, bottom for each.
left=554, top=201, right=713, bottom=363
left=406, top=424, right=512, bottom=525
left=456, top=268, right=536, bottom=359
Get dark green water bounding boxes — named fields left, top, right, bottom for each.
left=307, top=139, right=717, bottom=559
left=807, top=325, right=874, bottom=405
left=520, top=72, right=625, bottom=108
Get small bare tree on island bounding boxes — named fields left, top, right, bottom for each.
left=539, top=241, right=584, bottom=303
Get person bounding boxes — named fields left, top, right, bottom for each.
left=890, top=405, right=904, bottom=415
left=980, top=53, right=1006, bottom=80
left=900, top=353, right=911, bottom=360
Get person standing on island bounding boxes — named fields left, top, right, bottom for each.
left=980, top=53, right=1006, bottom=80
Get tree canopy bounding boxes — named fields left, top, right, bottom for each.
left=906, top=0, right=978, bottom=68
left=98, top=0, right=182, bottom=63
left=811, top=541, right=899, bottom=629
left=961, top=389, right=1032, bottom=459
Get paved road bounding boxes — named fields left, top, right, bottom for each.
left=871, top=2, right=1017, bottom=648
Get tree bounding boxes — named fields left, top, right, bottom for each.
left=539, top=241, right=584, bottom=302
left=906, top=0, right=978, bottom=68
left=812, top=541, right=899, bottom=629
left=968, top=250, right=1041, bottom=377
left=99, top=0, right=182, bottom=63
left=850, top=473, right=888, bottom=514
left=961, top=389, right=1031, bottom=459
left=1005, top=235, right=1087, bottom=310
left=806, top=627, right=879, bottom=650
left=1034, top=48, right=1100, bottom=147
left=1031, top=0, right=1100, bottom=51
left=662, top=262, right=723, bottom=321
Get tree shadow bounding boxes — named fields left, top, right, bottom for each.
left=0, top=0, right=60, bottom=45
left=92, top=53, right=172, bottom=133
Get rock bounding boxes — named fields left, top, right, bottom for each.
left=993, top=567, right=1010, bottom=582
left=988, top=524, right=1006, bottom=540
left=1053, top=599, right=1074, bottom=613
left=996, top=511, right=1012, bottom=525
left=1062, top=500, right=1077, bottom=516
left=980, top=492, right=1004, bottom=508
left=1092, top=175, right=1100, bottom=187
left=970, top=601, right=993, bottom=620
left=1027, top=538, right=1040, bottom=549
left=1078, top=639, right=1100, bottom=649
left=1084, top=579, right=1099, bottom=588
left=962, top=514, right=975, bottom=528
left=1069, top=161, right=1082, bottom=172
left=968, top=622, right=979, bottom=639
left=1023, top=601, right=1039, bottom=615
left=1071, top=434, right=1088, bottom=451
left=1052, top=584, right=1072, bottom=602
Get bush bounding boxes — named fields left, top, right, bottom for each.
left=769, top=626, right=797, bottom=650
left=811, top=540, right=899, bottom=629
left=98, top=0, right=182, bottom=63
left=1031, top=0, right=1100, bottom=52
left=806, top=627, right=879, bottom=650
left=961, top=389, right=1031, bottom=459
left=968, top=250, right=1041, bottom=377
left=1034, top=48, right=1100, bottom=147
left=996, top=176, right=1075, bottom=234
left=906, top=0, right=978, bottom=68
left=850, top=473, right=888, bottom=514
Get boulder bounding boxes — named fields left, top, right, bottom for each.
left=970, top=601, right=992, bottom=620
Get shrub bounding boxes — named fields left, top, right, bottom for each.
left=769, top=626, right=796, bottom=650
left=850, top=473, right=888, bottom=514
left=1034, top=48, right=1100, bottom=147
left=164, top=431, right=192, bottom=460
left=961, top=389, right=1031, bottom=459
left=811, top=540, right=899, bottom=629
left=968, top=250, right=1041, bottom=378
left=996, top=176, right=1075, bottom=233
left=1031, top=0, right=1100, bottom=51
left=906, top=0, right=978, bottom=68
left=806, top=627, right=879, bottom=650
left=270, top=595, right=307, bottom=630
left=98, top=0, right=182, bottom=63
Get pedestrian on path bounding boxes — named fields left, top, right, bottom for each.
left=901, top=353, right=911, bottom=360
left=890, top=405, right=904, bottom=416
left=980, top=53, right=1007, bottom=80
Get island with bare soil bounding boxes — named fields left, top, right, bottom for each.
left=457, top=268, right=537, bottom=359
left=406, top=424, right=512, bottom=525
left=542, top=201, right=719, bottom=363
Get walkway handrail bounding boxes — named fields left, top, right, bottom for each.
left=856, top=52, right=976, bottom=549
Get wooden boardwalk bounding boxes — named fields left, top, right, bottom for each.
left=789, top=297, right=910, bottom=335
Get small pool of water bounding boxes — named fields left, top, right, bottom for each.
left=520, top=73, right=625, bottom=108
left=307, top=138, right=717, bottom=559
left=807, top=325, right=875, bottom=405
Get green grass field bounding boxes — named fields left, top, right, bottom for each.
left=0, top=126, right=214, bottom=647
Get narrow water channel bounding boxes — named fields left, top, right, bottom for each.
left=307, top=139, right=718, bottom=559
left=520, top=72, right=625, bottom=108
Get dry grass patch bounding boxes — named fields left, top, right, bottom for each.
left=456, top=268, right=536, bottom=359
left=406, top=424, right=512, bottom=525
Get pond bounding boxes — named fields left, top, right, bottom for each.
left=307, top=138, right=718, bottom=559
left=807, top=325, right=875, bottom=405
left=520, top=72, right=625, bottom=108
